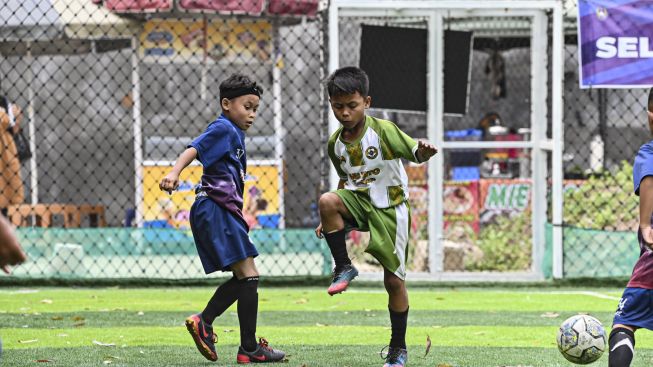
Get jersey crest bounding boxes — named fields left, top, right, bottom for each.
left=365, top=146, right=379, bottom=159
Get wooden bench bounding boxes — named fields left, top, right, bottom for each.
left=7, top=204, right=106, bottom=228
left=71, top=204, right=106, bottom=228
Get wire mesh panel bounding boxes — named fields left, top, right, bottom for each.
left=441, top=16, right=538, bottom=273
left=560, top=3, right=649, bottom=279
left=335, top=16, right=431, bottom=274
left=0, top=0, right=329, bottom=279
left=333, top=11, right=553, bottom=278
left=4, top=0, right=640, bottom=282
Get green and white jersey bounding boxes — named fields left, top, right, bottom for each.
left=328, top=115, right=420, bottom=209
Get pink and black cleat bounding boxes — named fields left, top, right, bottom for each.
left=185, top=313, right=218, bottom=362
left=327, top=264, right=359, bottom=295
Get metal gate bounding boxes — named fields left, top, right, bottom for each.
left=329, top=0, right=564, bottom=281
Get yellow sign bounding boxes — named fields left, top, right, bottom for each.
left=140, top=18, right=271, bottom=63
left=143, top=162, right=280, bottom=229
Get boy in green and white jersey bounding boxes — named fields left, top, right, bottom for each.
left=315, top=66, right=437, bottom=367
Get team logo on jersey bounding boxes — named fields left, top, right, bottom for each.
left=236, top=148, right=245, bottom=159
left=365, top=146, right=379, bottom=159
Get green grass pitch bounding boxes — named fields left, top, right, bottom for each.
left=1, top=286, right=653, bottom=366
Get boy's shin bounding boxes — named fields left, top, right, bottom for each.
left=609, top=327, right=635, bottom=367
left=324, top=229, right=351, bottom=268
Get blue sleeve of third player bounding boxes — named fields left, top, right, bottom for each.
left=633, top=141, right=653, bottom=195
left=188, top=122, right=231, bottom=168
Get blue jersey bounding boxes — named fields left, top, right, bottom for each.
left=188, top=114, right=247, bottom=225
left=628, top=140, right=653, bottom=289
left=634, top=141, right=653, bottom=196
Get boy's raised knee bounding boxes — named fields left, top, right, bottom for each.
left=318, top=193, right=341, bottom=214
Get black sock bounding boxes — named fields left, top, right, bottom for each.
left=389, top=306, right=409, bottom=349
left=201, top=276, right=240, bottom=324
left=324, top=229, right=351, bottom=269
left=609, top=327, right=635, bottom=367
left=237, top=276, right=259, bottom=352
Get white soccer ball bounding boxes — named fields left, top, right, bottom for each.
left=557, top=315, right=607, bottom=364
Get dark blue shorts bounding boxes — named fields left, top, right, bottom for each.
left=190, top=196, right=259, bottom=274
left=613, top=287, right=653, bottom=330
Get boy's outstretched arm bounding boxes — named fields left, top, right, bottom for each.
left=159, top=147, right=198, bottom=194
left=640, top=176, right=653, bottom=247
left=416, top=140, right=438, bottom=163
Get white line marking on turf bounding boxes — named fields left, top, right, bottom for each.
left=535, top=291, right=620, bottom=301
left=0, top=289, right=40, bottom=294
left=344, top=290, right=622, bottom=299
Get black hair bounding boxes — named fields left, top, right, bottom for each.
left=325, top=66, right=369, bottom=98
left=219, top=74, right=264, bottom=101
left=648, top=87, right=653, bottom=112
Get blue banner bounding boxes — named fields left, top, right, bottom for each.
left=578, top=0, right=653, bottom=88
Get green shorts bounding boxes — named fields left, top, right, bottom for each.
left=334, top=189, right=411, bottom=279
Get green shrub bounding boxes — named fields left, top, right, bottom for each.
left=563, top=161, right=637, bottom=231
left=466, top=211, right=531, bottom=271
left=464, top=161, right=636, bottom=271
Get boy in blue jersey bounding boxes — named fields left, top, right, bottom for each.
left=609, top=88, right=653, bottom=367
left=160, top=74, right=285, bottom=364
left=316, top=67, right=437, bottom=367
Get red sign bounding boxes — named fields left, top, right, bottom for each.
left=105, top=0, right=318, bottom=16
left=268, top=0, right=318, bottom=16
left=105, top=0, right=173, bottom=12
left=179, top=0, right=266, bottom=15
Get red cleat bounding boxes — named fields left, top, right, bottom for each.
left=327, top=264, right=359, bottom=295
left=236, top=338, right=285, bottom=364
left=185, top=313, right=218, bottom=361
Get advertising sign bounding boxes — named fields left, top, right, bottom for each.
left=578, top=0, right=653, bottom=88
left=142, top=162, right=280, bottom=229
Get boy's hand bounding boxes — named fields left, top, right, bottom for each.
left=642, top=225, right=653, bottom=250
left=315, top=223, right=324, bottom=239
left=159, top=173, right=180, bottom=194
left=417, top=140, right=438, bottom=162
left=0, top=216, right=26, bottom=274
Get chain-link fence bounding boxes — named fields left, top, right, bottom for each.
left=440, top=16, right=537, bottom=274
left=1, top=0, right=648, bottom=281
left=333, top=1, right=649, bottom=280
left=335, top=15, right=431, bottom=275
left=1, top=0, right=330, bottom=279
left=335, top=10, right=550, bottom=276
left=560, top=1, right=649, bottom=279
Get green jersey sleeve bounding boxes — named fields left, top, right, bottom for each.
left=327, top=130, right=348, bottom=179
left=373, top=118, right=419, bottom=163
